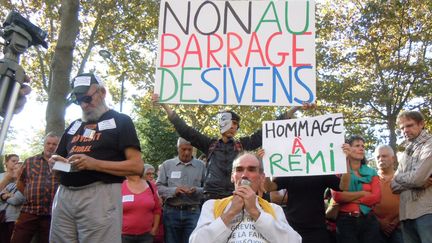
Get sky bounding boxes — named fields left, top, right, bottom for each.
left=5, top=93, right=78, bottom=155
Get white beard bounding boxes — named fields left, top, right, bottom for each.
left=82, top=104, right=108, bottom=122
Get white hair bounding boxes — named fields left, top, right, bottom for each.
left=374, top=145, right=395, bottom=157
left=177, top=137, right=191, bottom=147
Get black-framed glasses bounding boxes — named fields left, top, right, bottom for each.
left=73, top=89, right=99, bottom=105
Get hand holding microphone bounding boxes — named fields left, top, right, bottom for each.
left=236, top=178, right=261, bottom=220
left=236, top=179, right=254, bottom=207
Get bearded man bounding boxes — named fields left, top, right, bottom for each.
left=49, top=73, right=143, bottom=243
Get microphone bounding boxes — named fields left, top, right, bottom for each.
left=240, top=178, right=251, bottom=186
left=239, top=179, right=251, bottom=214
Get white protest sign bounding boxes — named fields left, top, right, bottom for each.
left=155, top=0, right=316, bottom=106
left=262, top=113, right=346, bottom=177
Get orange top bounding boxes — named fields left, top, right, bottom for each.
left=373, top=174, right=399, bottom=223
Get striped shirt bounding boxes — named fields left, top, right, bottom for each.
left=17, top=153, right=59, bottom=215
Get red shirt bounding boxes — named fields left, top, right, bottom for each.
left=122, top=180, right=162, bottom=235
left=333, top=176, right=381, bottom=213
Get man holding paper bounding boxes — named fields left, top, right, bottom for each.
left=49, top=73, right=143, bottom=243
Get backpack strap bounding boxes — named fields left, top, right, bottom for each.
left=203, top=139, right=219, bottom=187
left=206, top=139, right=219, bottom=162
left=146, top=180, right=155, bottom=195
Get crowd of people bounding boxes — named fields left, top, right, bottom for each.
left=0, top=73, right=431, bottom=243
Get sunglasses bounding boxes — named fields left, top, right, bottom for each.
left=73, top=89, right=99, bottom=105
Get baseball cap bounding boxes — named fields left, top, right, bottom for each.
left=70, top=73, right=104, bottom=95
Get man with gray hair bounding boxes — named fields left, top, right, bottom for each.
left=49, top=73, right=143, bottom=243
left=156, top=137, right=206, bottom=243
left=373, top=145, right=402, bottom=243
left=391, top=111, right=432, bottom=243
left=190, top=152, right=301, bottom=243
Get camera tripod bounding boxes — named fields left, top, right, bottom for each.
left=0, top=11, right=47, bottom=154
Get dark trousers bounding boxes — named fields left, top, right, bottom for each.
left=10, top=212, right=50, bottom=243
left=0, top=222, right=15, bottom=243
left=336, top=213, right=380, bottom=243
left=295, top=227, right=330, bottom=243
left=378, top=227, right=403, bottom=243
left=122, top=233, right=154, bottom=243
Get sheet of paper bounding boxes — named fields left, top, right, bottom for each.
left=52, top=161, right=72, bottom=172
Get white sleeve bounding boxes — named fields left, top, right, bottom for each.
left=189, top=200, right=232, bottom=243
left=254, top=203, right=302, bottom=243
left=394, top=143, right=432, bottom=188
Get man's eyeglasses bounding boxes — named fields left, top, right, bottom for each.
left=73, top=89, right=98, bottom=105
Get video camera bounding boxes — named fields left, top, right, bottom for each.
left=2, top=11, right=48, bottom=48
left=0, top=11, right=48, bottom=154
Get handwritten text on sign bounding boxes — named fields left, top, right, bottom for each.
left=262, top=114, right=346, bottom=177
left=155, top=0, right=316, bottom=106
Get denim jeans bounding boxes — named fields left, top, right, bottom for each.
left=336, top=213, right=381, bottom=243
left=122, top=233, right=153, bottom=243
left=163, top=205, right=200, bottom=243
left=401, top=213, right=432, bottom=243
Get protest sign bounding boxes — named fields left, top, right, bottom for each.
left=155, top=0, right=316, bottom=106
left=262, top=113, right=346, bottom=177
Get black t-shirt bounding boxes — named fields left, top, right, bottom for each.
left=56, top=110, right=141, bottom=187
left=274, top=175, right=340, bottom=230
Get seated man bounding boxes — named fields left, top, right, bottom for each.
left=189, top=152, right=301, bottom=243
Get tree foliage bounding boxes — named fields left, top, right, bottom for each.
left=1, top=0, right=431, bottom=161
left=316, top=0, right=432, bottom=151
left=1, top=0, right=160, bottom=135
left=134, top=93, right=178, bottom=167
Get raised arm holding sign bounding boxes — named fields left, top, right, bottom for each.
left=152, top=93, right=300, bottom=201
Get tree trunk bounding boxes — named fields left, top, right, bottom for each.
left=388, top=116, right=398, bottom=152
left=45, top=0, right=80, bottom=136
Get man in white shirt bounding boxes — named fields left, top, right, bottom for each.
left=189, top=152, right=301, bottom=243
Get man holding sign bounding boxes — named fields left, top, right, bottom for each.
left=153, top=94, right=299, bottom=200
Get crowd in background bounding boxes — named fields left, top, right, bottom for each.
left=0, top=83, right=431, bottom=243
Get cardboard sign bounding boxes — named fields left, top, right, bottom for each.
left=155, top=0, right=316, bottom=106
left=262, top=113, right=346, bottom=177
